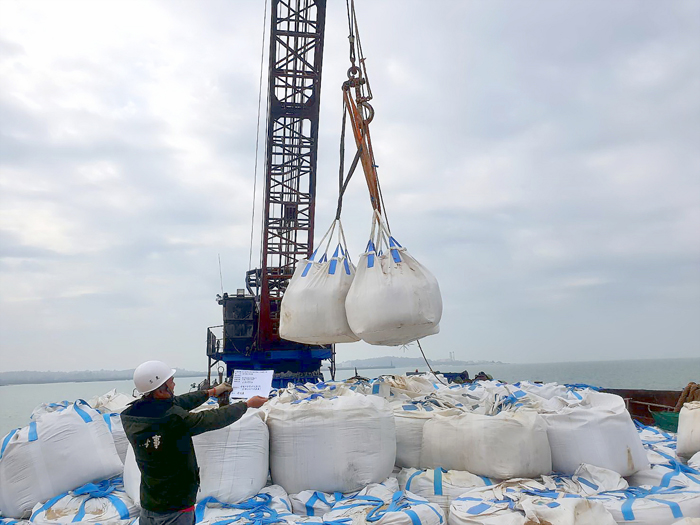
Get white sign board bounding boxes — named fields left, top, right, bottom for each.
left=229, top=369, right=274, bottom=400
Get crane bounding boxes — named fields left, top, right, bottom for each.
left=205, top=0, right=381, bottom=388
left=205, top=0, right=331, bottom=387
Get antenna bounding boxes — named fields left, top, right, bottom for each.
left=218, top=254, right=224, bottom=295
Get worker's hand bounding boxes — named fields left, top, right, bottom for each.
left=246, top=396, right=268, bottom=409
left=211, top=383, right=232, bottom=397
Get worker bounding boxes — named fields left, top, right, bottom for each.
left=121, top=360, right=267, bottom=525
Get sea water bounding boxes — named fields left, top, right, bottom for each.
left=1, top=357, right=698, bottom=439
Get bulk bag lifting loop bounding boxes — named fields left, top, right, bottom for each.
left=280, top=218, right=360, bottom=345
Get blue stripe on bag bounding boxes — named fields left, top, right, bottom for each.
left=30, top=492, right=68, bottom=521
left=467, top=502, right=491, bottom=515
left=102, top=413, right=113, bottom=432
left=405, top=470, right=423, bottom=492
left=391, top=248, right=402, bottom=263
left=372, top=384, right=380, bottom=395
left=28, top=421, right=38, bottom=442
left=433, top=468, right=444, bottom=496
left=368, top=253, right=375, bottom=268
left=576, top=477, right=599, bottom=491
left=302, top=262, right=313, bottom=277
left=73, top=400, right=93, bottom=423
left=648, top=498, right=683, bottom=518
left=405, top=509, right=421, bottom=525
left=329, top=259, right=337, bottom=275
left=1, top=429, right=18, bottom=459
left=479, top=476, right=493, bottom=486
left=621, top=496, right=637, bottom=521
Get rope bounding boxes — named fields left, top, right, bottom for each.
left=249, top=0, right=269, bottom=271
left=675, top=382, right=699, bottom=411
left=417, top=340, right=448, bottom=386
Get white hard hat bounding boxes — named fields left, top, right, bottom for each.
left=133, top=360, right=176, bottom=394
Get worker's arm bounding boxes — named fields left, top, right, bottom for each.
left=172, top=390, right=210, bottom=411
left=181, top=394, right=268, bottom=437
left=183, top=400, right=249, bottom=436
left=173, top=383, right=231, bottom=411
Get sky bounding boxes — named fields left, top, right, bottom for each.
left=0, top=0, right=698, bottom=373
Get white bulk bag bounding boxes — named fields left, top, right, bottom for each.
left=345, top=211, right=442, bottom=346
left=393, top=403, right=461, bottom=468
left=195, top=493, right=294, bottom=525
left=280, top=219, right=359, bottom=344
left=590, top=487, right=700, bottom=525
left=542, top=463, right=628, bottom=496
left=194, top=409, right=269, bottom=503
left=448, top=496, right=526, bottom=525
left=420, top=409, right=552, bottom=479
left=628, top=461, right=700, bottom=489
left=290, top=491, right=345, bottom=517
left=0, top=400, right=123, bottom=519
left=29, top=476, right=138, bottom=524
left=323, top=490, right=444, bottom=525
left=267, top=392, right=396, bottom=494
left=398, top=468, right=494, bottom=517
left=542, top=402, right=649, bottom=476
left=123, top=409, right=269, bottom=505
left=87, top=389, right=133, bottom=414
left=677, top=402, right=700, bottom=458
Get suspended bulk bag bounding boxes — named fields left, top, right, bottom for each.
left=0, top=400, right=123, bottom=519
left=420, top=409, right=552, bottom=480
left=345, top=211, right=442, bottom=346
left=677, top=402, right=700, bottom=458
left=280, top=219, right=359, bottom=344
left=267, top=391, right=396, bottom=494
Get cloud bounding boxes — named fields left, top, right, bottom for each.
left=1, top=0, right=698, bottom=372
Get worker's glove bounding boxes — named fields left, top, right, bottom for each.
left=210, top=383, right=232, bottom=397
left=246, top=396, right=268, bottom=409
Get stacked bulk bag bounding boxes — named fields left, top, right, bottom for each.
left=124, top=409, right=269, bottom=505
left=587, top=487, right=700, bottom=525
left=392, top=403, right=461, bottom=468
left=447, top=480, right=547, bottom=525
left=541, top=392, right=649, bottom=476
left=323, top=490, right=444, bottom=525
left=345, top=211, right=442, bottom=346
left=398, top=468, right=494, bottom=517
left=0, top=400, right=123, bottom=519
left=194, top=409, right=269, bottom=503
left=677, top=402, right=700, bottom=458
left=518, top=496, right=616, bottom=525
left=628, top=460, right=700, bottom=489
left=280, top=219, right=359, bottom=344
left=87, top=389, right=133, bottom=413
left=29, top=477, right=138, bottom=524
left=266, top=391, right=396, bottom=494
left=420, top=409, right=552, bottom=479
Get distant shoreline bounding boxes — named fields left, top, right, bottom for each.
left=0, top=371, right=206, bottom=387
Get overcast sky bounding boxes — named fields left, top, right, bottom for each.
left=1, top=0, right=698, bottom=373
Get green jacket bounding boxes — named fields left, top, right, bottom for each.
left=120, top=391, right=247, bottom=512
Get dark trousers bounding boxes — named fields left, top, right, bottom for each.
left=139, top=508, right=195, bottom=525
